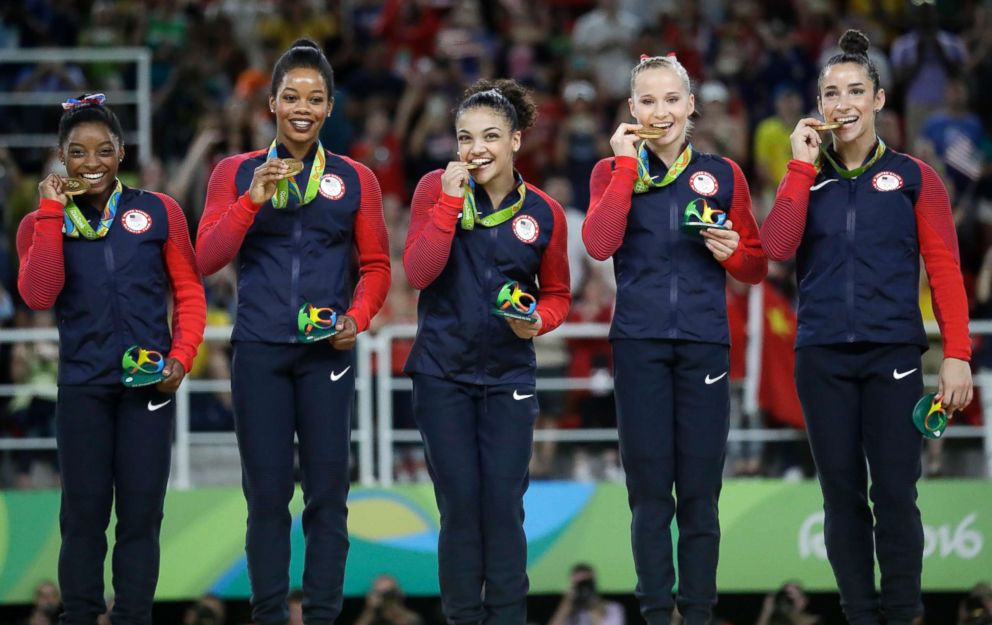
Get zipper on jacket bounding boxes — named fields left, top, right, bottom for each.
left=104, top=244, right=127, bottom=362
left=845, top=179, right=856, bottom=342
left=668, top=193, right=679, bottom=339
left=479, top=226, right=497, bottom=383
left=289, top=211, right=303, bottom=342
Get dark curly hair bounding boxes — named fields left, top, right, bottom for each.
left=455, top=78, right=537, bottom=131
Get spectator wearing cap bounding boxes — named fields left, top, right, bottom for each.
left=556, top=80, right=609, bottom=213
left=891, top=3, right=969, bottom=142
left=753, top=82, right=804, bottom=217
left=691, top=80, right=749, bottom=168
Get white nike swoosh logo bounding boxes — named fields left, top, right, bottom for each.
left=704, top=372, right=728, bottom=385
left=893, top=368, right=918, bottom=380
left=513, top=391, right=534, bottom=400
left=330, top=366, right=351, bottom=382
left=810, top=179, right=838, bottom=191
left=147, top=400, right=172, bottom=412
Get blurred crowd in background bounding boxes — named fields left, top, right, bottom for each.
left=0, top=0, right=991, bottom=488
left=13, top=572, right=992, bottom=625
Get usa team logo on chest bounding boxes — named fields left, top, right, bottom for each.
left=512, top=214, right=539, bottom=244
left=872, top=171, right=904, bottom=192
left=688, top=171, right=719, bottom=197
left=319, top=174, right=346, bottom=200
left=121, top=209, right=152, bottom=234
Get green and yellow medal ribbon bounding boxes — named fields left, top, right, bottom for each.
left=633, top=143, right=693, bottom=194
left=267, top=140, right=326, bottom=209
left=460, top=171, right=527, bottom=230
left=63, top=179, right=122, bottom=239
left=817, top=138, right=886, bottom=179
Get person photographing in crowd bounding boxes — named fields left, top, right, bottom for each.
left=549, top=564, right=626, bottom=625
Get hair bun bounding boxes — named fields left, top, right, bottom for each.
left=838, top=29, right=870, bottom=56
left=289, top=38, right=320, bottom=51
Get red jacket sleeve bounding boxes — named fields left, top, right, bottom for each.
left=155, top=193, right=206, bottom=372
left=720, top=158, right=767, bottom=284
left=16, top=199, right=67, bottom=310
left=910, top=157, right=971, bottom=361
left=528, top=186, right=571, bottom=335
left=760, top=160, right=817, bottom=261
left=403, top=170, right=463, bottom=290
left=196, top=154, right=262, bottom=276
left=340, top=157, right=391, bottom=332
left=582, top=156, right=638, bottom=260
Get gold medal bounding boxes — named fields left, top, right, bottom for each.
left=463, top=159, right=492, bottom=170
left=811, top=121, right=844, bottom=131
left=63, top=177, right=91, bottom=196
left=633, top=127, right=665, bottom=139
left=282, top=158, right=305, bottom=176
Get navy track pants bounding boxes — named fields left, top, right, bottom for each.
left=795, top=343, right=924, bottom=625
left=232, top=341, right=355, bottom=625
left=56, top=384, right=174, bottom=625
left=612, top=339, right=730, bottom=625
left=411, top=373, right=537, bottom=625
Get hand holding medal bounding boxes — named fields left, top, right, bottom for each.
left=297, top=302, right=338, bottom=342
left=790, top=117, right=860, bottom=165
left=38, top=173, right=70, bottom=205
left=441, top=160, right=471, bottom=198
left=328, top=314, right=358, bottom=350
left=249, top=158, right=292, bottom=205
left=297, top=302, right=358, bottom=349
left=700, top=218, right=739, bottom=261
left=608, top=123, right=643, bottom=158
left=248, top=153, right=313, bottom=206
left=492, top=281, right=542, bottom=339
left=121, top=345, right=185, bottom=392
left=790, top=117, right=829, bottom=164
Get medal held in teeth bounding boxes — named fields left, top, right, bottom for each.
left=633, top=127, right=665, bottom=139
left=811, top=117, right=855, bottom=132
left=464, top=158, right=491, bottom=170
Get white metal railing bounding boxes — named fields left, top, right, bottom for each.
left=0, top=47, right=152, bottom=165
left=370, top=320, right=992, bottom=485
left=2, top=319, right=992, bottom=487
left=0, top=325, right=377, bottom=488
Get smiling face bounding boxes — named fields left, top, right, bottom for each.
left=59, top=121, right=123, bottom=199
left=455, top=106, right=520, bottom=186
left=270, top=67, right=332, bottom=150
left=818, top=62, right=885, bottom=144
left=629, top=66, right=695, bottom=154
